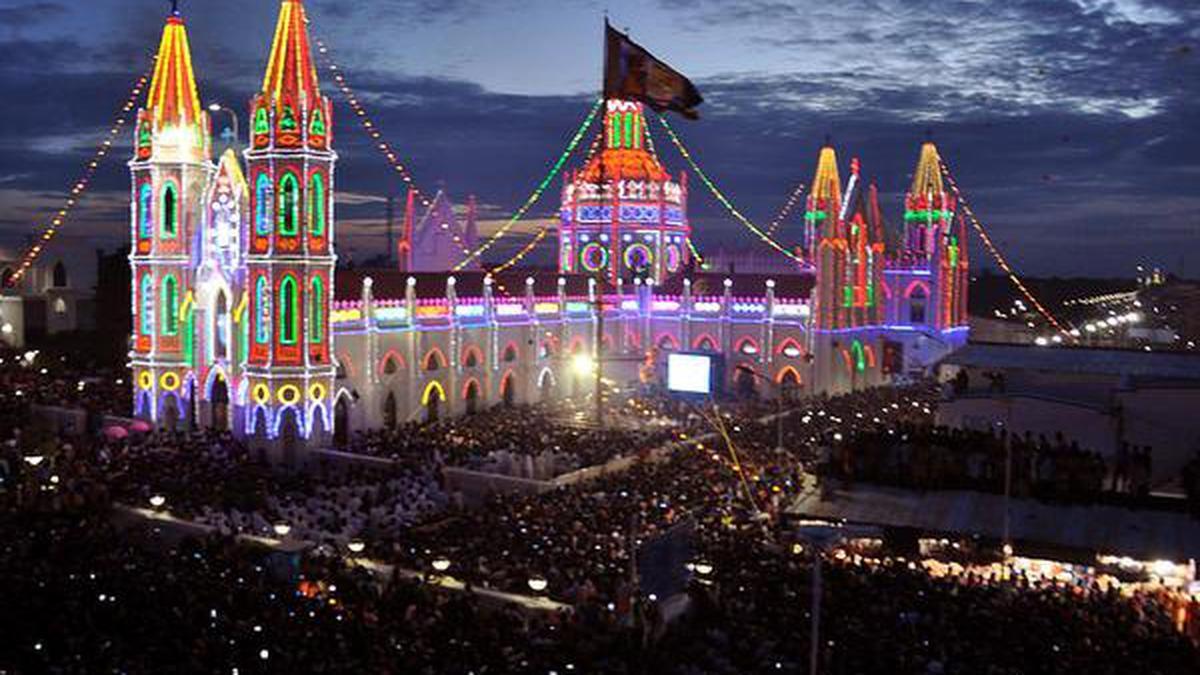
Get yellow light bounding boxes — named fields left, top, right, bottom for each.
left=277, top=385, right=301, bottom=406
left=138, top=371, right=153, bottom=390
left=572, top=354, right=595, bottom=376
left=159, top=372, right=180, bottom=391
left=308, top=383, right=327, bottom=401
left=253, top=384, right=271, bottom=405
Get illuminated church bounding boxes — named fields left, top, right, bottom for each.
left=128, top=0, right=968, bottom=459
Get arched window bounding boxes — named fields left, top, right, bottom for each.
left=463, top=349, right=479, bottom=368
left=161, top=275, right=179, bottom=336
left=253, top=107, right=270, bottom=135
left=140, top=274, right=153, bottom=336
left=503, top=344, right=517, bottom=362
left=308, top=174, right=325, bottom=237
left=909, top=286, right=928, bottom=325
left=161, top=183, right=178, bottom=238
left=278, top=173, right=299, bottom=236
left=309, top=276, right=323, bottom=343
left=255, top=174, right=272, bottom=236
left=280, top=105, right=298, bottom=131
left=255, top=276, right=270, bottom=344
left=382, top=355, right=399, bottom=375
left=279, top=275, right=299, bottom=345
left=138, top=184, right=153, bottom=238
left=52, top=262, right=67, bottom=288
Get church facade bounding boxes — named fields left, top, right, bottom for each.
left=128, top=1, right=968, bottom=459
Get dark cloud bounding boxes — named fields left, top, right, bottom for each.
left=0, top=0, right=1196, bottom=276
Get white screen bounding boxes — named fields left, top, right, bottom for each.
left=667, top=353, right=712, bottom=394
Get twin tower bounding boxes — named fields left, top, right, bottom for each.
left=128, top=1, right=334, bottom=456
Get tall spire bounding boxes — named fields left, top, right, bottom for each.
left=261, top=0, right=321, bottom=106
left=580, top=100, right=668, bottom=182
left=910, top=141, right=944, bottom=196
left=145, top=8, right=203, bottom=130
left=810, top=145, right=842, bottom=206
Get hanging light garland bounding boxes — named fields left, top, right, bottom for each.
left=452, top=97, right=604, bottom=272
left=314, top=38, right=432, bottom=208
left=939, top=159, right=1072, bottom=338
left=7, top=63, right=154, bottom=287
left=641, top=119, right=704, bottom=265
left=765, top=181, right=807, bottom=237
left=489, top=123, right=609, bottom=274
left=313, top=37, right=483, bottom=260
left=653, top=111, right=804, bottom=265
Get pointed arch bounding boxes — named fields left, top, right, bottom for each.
left=140, top=273, right=154, bottom=336
left=775, top=365, right=803, bottom=385
left=202, top=366, right=230, bottom=400
left=160, top=181, right=178, bottom=238
left=692, top=333, right=718, bottom=352
left=421, top=380, right=446, bottom=406
left=255, top=276, right=271, bottom=344
left=161, top=274, right=179, bottom=335
left=735, top=335, right=760, bottom=356
left=499, top=368, right=516, bottom=407
left=656, top=332, right=680, bottom=351
left=138, top=183, right=154, bottom=239
left=307, top=172, right=325, bottom=237
left=255, top=174, right=272, bottom=235
left=775, top=337, right=805, bottom=357
left=278, top=172, right=300, bottom=236
left=460, top=377, right=481, bottom=400
left=378, top=349, right=405, bottom=376
left=423, top=347, right=446, bottom=372
left=461, top=344, right=483, bottom=369
left=502, top=341, right=519, bottom=363
left=279, top=275, right=299, bottom=344
left=309, top=276, right=324, bottom=343
left=863, top=343, right=877, bottom=368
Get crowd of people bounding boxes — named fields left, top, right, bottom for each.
left=1, top=355, right=1197, bottom=672
left=341, top=399, right=687, bottom=479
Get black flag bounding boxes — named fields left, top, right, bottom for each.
left=604, top=22, right=703, bottom=119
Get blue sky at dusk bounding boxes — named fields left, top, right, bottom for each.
left=0, top=0, right=1197, bottom=276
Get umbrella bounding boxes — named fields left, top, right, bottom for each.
left=103, top=426, right=129, bottom=440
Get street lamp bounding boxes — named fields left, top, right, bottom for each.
left=273, top=522, right=291, bottom=537
left=527, top=576, right=548, bottom=593
left=208, top=102, right=239, bottom=148
left=346, top=539, right=365, bottom=554
left=148, top=494, right=166, bottom=509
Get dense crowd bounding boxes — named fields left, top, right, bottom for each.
left=342, top=398, right=688, bottom=478
left=1, top=359, right=1197, bottom=672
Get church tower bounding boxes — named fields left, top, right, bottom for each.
left=808, top=144, right=844, bottom=331
left=902, top=141, right=968, bottom=331
left=243, top=0, right=336, bottom=456
left=129, top=4, right=213, bottom=429
left=560, top=100, right=690, bottom=285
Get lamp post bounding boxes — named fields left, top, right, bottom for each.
left=208, top=102, right=239, bottom=149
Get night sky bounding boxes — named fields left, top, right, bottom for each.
left=0, top=0, right=1197, bottom=277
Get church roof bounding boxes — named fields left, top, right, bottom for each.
left=578, top=100, right=670, bottom=183
left=260, top=0, right=322, bottom=107
left=910, top=141, right=945, bottom=196
left=146, top=10, right=203, bottom=129
left=810, top=145, right=842, bottom=205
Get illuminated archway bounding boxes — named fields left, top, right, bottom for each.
left=692, top=333, right=718, bottom=352
left=423, top=347, right=447, bottom=372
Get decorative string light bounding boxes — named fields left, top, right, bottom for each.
left=313, top=37, right=482, bottom=260
left=489, top=117, right=610, bottom=273
left=939, top=160, right=1071, bottom=338
left=765, top=181, right=807, bottom=237
left=640, top=114, right=705, bottom=265
left=653, top=111, right=804, bottom=265
left=452, top=97, right=604, bottom=271
left=492, top=228, right=550, bottom=274
left=7, top=63, right=155, bottom=287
